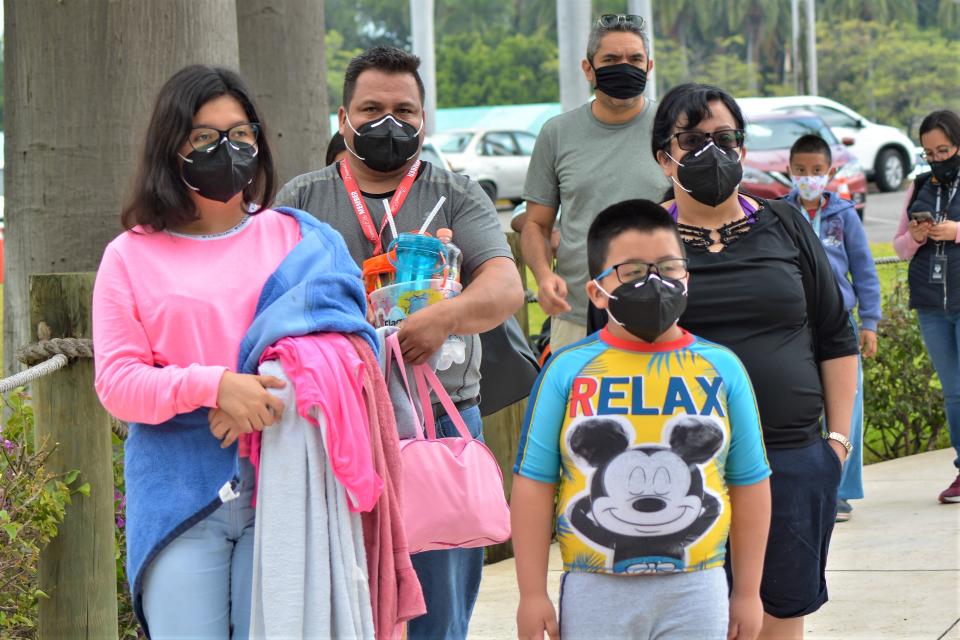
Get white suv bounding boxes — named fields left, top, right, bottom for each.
left=738, top=96, right=916, bottom=192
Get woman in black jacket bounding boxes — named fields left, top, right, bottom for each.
left=651, top=83, right=858, bottom=640
left=893, top=109, right=960, bottom=504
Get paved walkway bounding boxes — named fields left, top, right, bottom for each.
left=470, top=448, right=960, bottom=639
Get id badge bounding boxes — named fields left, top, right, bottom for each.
left=930, top=255, right=948, bottom=284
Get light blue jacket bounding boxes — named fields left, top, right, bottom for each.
left=784, top=191, right=881, bottom=331
left=125, top=207, right=375, bottom=636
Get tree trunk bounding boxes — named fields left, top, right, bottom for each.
left=4, top=0, right=240, bottom=375
left=237, top=0, right=328, bottom=185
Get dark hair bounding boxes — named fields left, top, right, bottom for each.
left=343, top=46, right=425, bottom=108
left=586, top=18, right=649, bottom=66
left=587, top=199, right=684, bottom=279
left=121, top=65, right=276, bottom=232
left=325, top=132, right=347, bottom=166
left=790, top=134, right=833, bottom=165
left=919, top=109, right=960, bottom=147
left=651, top=83, right=746, bottom=159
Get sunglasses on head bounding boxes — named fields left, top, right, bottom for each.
left=671, top=129, right=745, bottom=152
left=596, top=13, right=645, bottom=28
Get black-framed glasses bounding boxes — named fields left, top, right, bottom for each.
left=597, top=13, right=645, bottom=29
left=922, top=146, right=958, bottom=162
left=596, top=258, right=688, bottom=284
left=188, top=123, right=260, bottom=152
left=672, top=128, right=745, bottom=152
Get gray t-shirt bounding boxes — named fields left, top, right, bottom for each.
left=276, top=161, right=513, bottom=404
left=523, top=100, right=670, bottom=326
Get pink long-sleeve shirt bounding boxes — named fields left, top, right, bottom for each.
left=93, top=210, right=301, bottom=425
left=893, top=183, right=960, bottom=259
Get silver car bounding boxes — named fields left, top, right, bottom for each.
left=433, top=129, right=538, bottom=203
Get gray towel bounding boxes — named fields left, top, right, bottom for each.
left=249, top=360, right=374, bottom=639
left=375, top=326, right=439, bottom=440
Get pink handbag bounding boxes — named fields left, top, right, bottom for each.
left=385, top=333, right=511, bottom=553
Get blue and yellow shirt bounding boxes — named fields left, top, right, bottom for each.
left=514, top=328, right=770, bottom=575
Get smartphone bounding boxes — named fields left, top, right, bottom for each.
left=910, top=210, right=935, bottom=224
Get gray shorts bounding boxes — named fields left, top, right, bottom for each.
left=559, top=568, right=728, bottom=640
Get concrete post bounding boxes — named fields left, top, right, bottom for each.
left=556, top=0, right=591, bottom=113
left=806, top=0, right=818, bottom=95
left=627, top=0, right=656, bottom=101
left=410, top=0, right=437, bottom=135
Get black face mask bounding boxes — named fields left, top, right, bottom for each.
left=592, top=62, right=647, bottom=100
left=670, top=142, right=743, bottom=207
left=931, top=151, right=960, bottom=185
left=180, top=138, right=258, bottom=203
left=347, top=114, right=423, bottom=173
left=598, top=274, right=688, bottom=343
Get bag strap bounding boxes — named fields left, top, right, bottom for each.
left=413, top=363, right=474, bottom=442
left=907, top=172, right=932, bottom=212
left=384, top=332, right=426, bottom=441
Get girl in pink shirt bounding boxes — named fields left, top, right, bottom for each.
left=92, top=65, right=299, bottom=638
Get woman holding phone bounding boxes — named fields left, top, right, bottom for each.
left=893, top=108, right=960, bottom=503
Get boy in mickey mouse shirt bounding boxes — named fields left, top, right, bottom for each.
left=511, top=200, right=772, bottom=640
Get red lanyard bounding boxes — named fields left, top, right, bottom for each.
left=339, top=159, right=421, bottom=255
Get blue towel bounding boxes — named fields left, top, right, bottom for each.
left=125, top=207, right=375, bottom=636
left=237, top=207, right=377, bottom=373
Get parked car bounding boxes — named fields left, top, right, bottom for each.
left=420, top=137, right=454, bottom=172
left=741, top=111, right=867, bottom=217
left=432, top=128, right=538, bottom=203
left=738, top=96, right=915, bottom=192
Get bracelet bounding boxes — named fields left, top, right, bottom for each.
left=824, top=431, right=853, bottom=454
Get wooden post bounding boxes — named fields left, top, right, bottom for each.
left=506, top=231, right=529, bottom=336
left=483, top=233, right=533, bottom=563
left=29, top=273, right=118, bottom=639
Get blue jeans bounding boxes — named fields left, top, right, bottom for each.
left=839, top=314, right=865, bottom=500
left=407, top=404, right=485, bottom=640
left=917, top=308, right=960, bottom=469
left=142, top=459, right=256, bottom=639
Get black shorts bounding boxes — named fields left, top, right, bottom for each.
left=726, top=437, right=842, bottom=618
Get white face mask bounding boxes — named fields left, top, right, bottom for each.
left=792, top=174, right=830, bottom=202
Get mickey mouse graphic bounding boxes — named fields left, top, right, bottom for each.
left=566, top=415, right=724, bottom=574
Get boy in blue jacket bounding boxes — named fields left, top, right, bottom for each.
left=784, top=134, right=881, bottom=522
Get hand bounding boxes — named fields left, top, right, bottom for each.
left=536, top=272, right=571, bottom=316
left=827, top=438, right=849, bottom=466
left=860, top=328, right=877, bottom=358
left=216, top=371, right=286, bottom=432
left=517, top=594, right=559, bottom=640
left=727, top=592, right=764, bottom=640
left=908, top=219, right=931, bottom=243
left=208, top=408, right=252, bottom=449
left=928, top=220, right=958, bottom=242
left=397, top=300, right=456, bottom=365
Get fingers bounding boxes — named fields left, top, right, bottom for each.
left=256, top=375, right=286, bottom=389
left=265, top=394, right=285, bottom=421
left=546, top=617, right=560, bottom=640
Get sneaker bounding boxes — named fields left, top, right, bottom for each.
left=835, top=499, right=853, bottom=522
left=938, top=473, right=960, bottom=503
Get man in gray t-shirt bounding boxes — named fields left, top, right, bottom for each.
left=275, top=46, right=523, bottom=640
left=521, top=14, right=669, bottom=350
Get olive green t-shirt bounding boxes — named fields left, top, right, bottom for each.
left=523, top=100, right=670, bottom=326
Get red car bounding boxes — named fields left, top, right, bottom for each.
left=741, top=111, right=867, bottom=217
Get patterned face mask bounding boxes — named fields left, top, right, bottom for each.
left=792, top=174, right=830, bottom=202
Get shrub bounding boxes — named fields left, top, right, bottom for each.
left=0, top=390, right=82, bottom=637
left=863, top=281, right=952, bottom=462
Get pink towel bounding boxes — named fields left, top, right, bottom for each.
left=348, top=334, right=426, bottom=639
left=260, top=333, right=383, bottom=512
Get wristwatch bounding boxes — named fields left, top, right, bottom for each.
left=824, top=431, right=853, bottom=454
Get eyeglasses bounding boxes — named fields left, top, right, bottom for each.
left=596, top=258, right=688, bottom=284
left=596, top=13, right=645, bottom=29
left=672, top=128, right=745, bottom=152
left=187, top=123, right=260, bottom=152
left=922, top=146, right=958, bottom=162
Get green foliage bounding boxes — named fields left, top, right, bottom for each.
left=816, top=19, right=960, bottom=137
left=863, top=280, right=952, bottom=463
left=435, top=28, right=558, bottom=107
left=112, top=429, right=139, bottom=638
left=0, top=390, right=79, bottom=638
